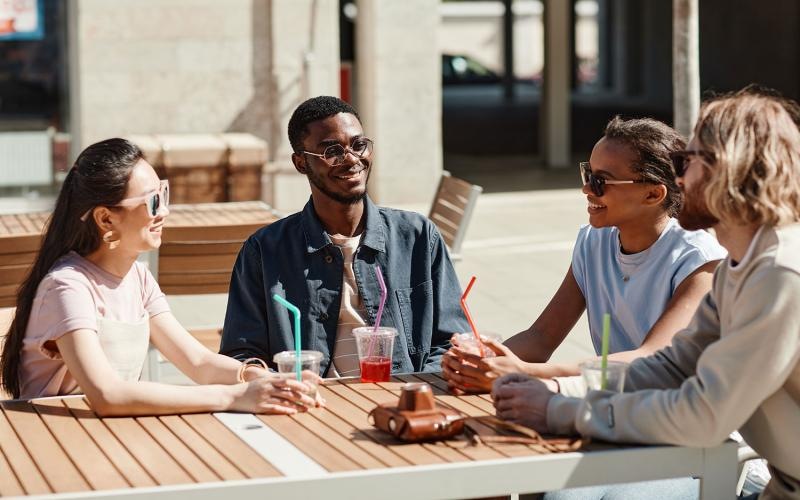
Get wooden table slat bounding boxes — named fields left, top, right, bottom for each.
left=321, top=383, right=449, bottom=464
left=62, top=398, right=157, bottom=488
left=416, top=372, right=498, bottom=414
left=289, top=411, right=387, bottom=469
left=1, top=401, right=90, bottom=493
left=15, top=215, right=40, bottom=234
left=397, top=373, right=538, bottom=460
left=181, top=413, right=281, bottom=479
left=0, top=443, right=25, bottom=496
left=158, top=416, right=246, bottom=481
left=380, top=379, right=507, bottom=461
left=33, top=399, right=130, bottom=491
left=422, top=374, right=553, bottom=456
left=102, top=417, right=194, bottom=485
left=257, top=414, right=362, bottom=472
left=0, top=216, right=25, bottom=236
left=309, top=386, right=411, bottom=467
left=136, top=417, right=221, bottom=483
left=332, top=381, right=470, bottom=464
left=0, top=407, right=50, bottom=495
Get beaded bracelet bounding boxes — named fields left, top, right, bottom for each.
left=237, top=357, right=269, bottom=383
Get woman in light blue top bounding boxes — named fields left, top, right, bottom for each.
left=443, top=116, right=726, bottom=392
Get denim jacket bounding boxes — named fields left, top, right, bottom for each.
left=220, top=196, right=469, bottom=376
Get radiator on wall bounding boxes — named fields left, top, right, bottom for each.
left=0, top=131, right=53, bottom=187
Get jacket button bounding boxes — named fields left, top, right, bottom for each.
left=319, top=312, right=329, bottom=321
left=324, top=255, right=333, bottom=264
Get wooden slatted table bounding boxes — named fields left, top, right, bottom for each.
left=0, top=212, right=49, bottom=307
left=1, top=374, right=737, bottom=499
left=157, top=201, right=279, bottom=295
left=0, top=202, right=280, bottom=304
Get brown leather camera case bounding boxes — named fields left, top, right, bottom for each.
left=368, top=383, right=465, bottom=442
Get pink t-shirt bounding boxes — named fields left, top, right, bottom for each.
left=19, top=252, right=170, bottom=399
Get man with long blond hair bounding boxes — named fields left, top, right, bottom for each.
left=492, top=90, right=800, bottom=499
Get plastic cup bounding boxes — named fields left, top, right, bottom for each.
left=579, top=359, right=627, bottom=392
left=454, top=332, right=503, bottom=358
left=353, top=326, right=397, bottom=383
left=273, top=350, right=323, bottom=399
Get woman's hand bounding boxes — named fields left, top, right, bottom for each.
left=229, top=373, right=321, bottom=414
left=491, top=373, right=555, bottom=432
left=442, top=335, right=528, bottom=394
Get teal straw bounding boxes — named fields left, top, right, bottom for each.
left=600, top=313, right=611, bottom=390
left=273, top=294, right=302, bottom=381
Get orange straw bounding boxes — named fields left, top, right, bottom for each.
left=460, top=276, right=486, bottom=357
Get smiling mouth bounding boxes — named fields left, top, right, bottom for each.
left=588, top=201, right=607, bottom=210
left=334, top=167, right=365, bottom=180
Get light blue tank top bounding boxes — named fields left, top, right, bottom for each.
left=571, top=218, right=727, bottom=354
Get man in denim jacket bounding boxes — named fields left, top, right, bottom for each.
left=220, top=96, right=468, bottom=376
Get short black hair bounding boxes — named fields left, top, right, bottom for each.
left=288, top=96, right=361, bottom=153
left=604, top=116, right=686, bottom=216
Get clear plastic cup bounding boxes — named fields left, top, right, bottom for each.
left=272, top=350, right=323, bottom=403
left=454, top=332, right=503, bottom=358
left=273, top=350, right=323, bottom=375
left=352, top=327, right=397, bottom=383
left=579, top=359, right=627, bottom=392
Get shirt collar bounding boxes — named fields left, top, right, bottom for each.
left=301, top=195, right=386, bottom=254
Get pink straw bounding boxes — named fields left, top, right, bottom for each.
left=366, top=265, right=388, bottom=359
left=373, top=265, right=387, bottom=332
left=460, top=276, right=486, bottom=357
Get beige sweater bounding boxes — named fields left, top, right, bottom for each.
left=548, top=224, right=800, bottom=498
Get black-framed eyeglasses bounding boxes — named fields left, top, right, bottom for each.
left=302, top=138, right=374, bottom=167
left=579, top=162, right=649, bottom=197
left=669, top=150, right=715, bottom=177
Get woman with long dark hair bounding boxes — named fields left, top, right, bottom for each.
left=1, top=138, right=319, bottom=416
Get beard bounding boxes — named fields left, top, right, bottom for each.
left=678, top=181, right=720, bottom=230
left=306, top=162, right=370, bottom=205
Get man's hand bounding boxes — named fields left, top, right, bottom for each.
left=492, top=373, right=556, bottom=433
left=441, top=335, right=527, bottom=393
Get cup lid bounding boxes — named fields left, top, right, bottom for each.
left=273, top=350, right=323, bottom=363
left=352, top=326, right=397, bottom=337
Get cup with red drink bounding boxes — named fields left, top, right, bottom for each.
left=352, top=326, right=397, bottom=383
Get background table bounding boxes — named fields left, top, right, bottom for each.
left=0, top=373, right=737, bottom=499
left=0, top=202, right=280, bottom=304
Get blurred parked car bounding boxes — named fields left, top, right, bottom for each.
left=442, top=54, right=501, bottom=85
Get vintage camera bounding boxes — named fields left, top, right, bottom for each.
left=368, top=382, right=465, bottom=442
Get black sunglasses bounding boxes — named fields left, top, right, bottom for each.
left=579, top=162, right=649, bottom=197
left=669, top=150, right=715, bottom=177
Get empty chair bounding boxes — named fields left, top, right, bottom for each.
left=428, top=171, right=482, bottom=261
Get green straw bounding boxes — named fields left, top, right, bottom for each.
left=273, top=294, right=302, bottom=381
left=600, top=313, right=610, bottom=390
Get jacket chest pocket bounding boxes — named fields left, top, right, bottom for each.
left=395, top=279, right=434, bottom=353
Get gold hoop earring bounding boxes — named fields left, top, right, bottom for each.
left=102, top=230, right=120, bottom=250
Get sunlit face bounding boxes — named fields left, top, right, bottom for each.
left=112, top=159, right=169, bottom=252
left=293, top=112, right=372, bottom=205
left=583, top=138, right=653, bottom=228
left=676, top=138, right=719, bottom=230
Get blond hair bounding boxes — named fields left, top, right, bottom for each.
left=693, top=93, right=800, bottom=226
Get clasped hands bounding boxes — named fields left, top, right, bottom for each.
left=243, top=367, right=327, bottom=413
left=442, top=334, right=556, bottom=432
